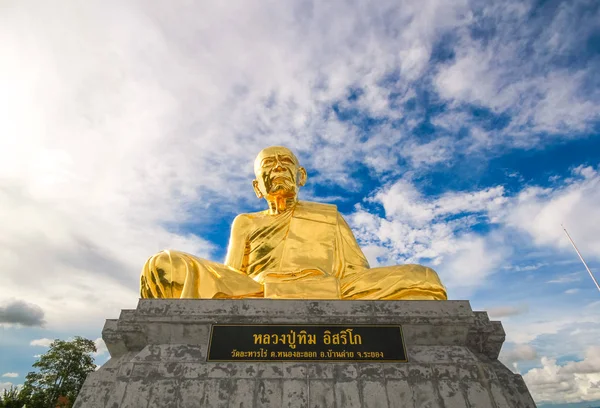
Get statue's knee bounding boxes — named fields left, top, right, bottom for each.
left=418, top=265, right=442, bottom=284
left=398, top=264, right=442, bottom=285
left=141, top=250, right=190, bottom=298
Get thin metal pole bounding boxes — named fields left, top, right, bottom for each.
left=561, top=224, right=600, bottom=293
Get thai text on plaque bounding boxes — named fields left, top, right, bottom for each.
left=207, top=324, right=407, bottom=362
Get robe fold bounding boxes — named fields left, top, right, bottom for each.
left=140, top=201, right=447, bottom=300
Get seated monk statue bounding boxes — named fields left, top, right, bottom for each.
left=140, top=146, right=447, bottom=300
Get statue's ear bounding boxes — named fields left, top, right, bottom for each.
left=298, top=167, right=307, bottom=187
left=252, top=179, right=264, bottom=199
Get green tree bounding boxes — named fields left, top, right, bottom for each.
left=19, top=337, right=96, bottom=408
left=0, top=385, right=24, bottom=408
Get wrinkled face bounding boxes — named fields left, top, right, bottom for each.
left=253, top=146, right=305, bottom=199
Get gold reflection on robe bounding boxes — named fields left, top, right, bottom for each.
left=141, top=201, right=447, bottom=300
left=140, top=146, right=447, bottom=300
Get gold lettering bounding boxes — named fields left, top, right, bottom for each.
left=253, top=334, right=262, bottom=344
left=323, top=330, right=331, bottom=345
left=345, top=329, right=361, bottom=345
left=340, top=330, right=348, bottom=344
left=287, top=330, right=297, bottom=349
left=298, top=330, right=307, bottom=344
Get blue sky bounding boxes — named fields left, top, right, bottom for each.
left=1, top=0, right=600, bottom=405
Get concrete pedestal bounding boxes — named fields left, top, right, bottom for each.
left=75, top=299, right=536, bottom=407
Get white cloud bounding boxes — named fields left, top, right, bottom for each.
left=400, top=138, right=454, bottom=169
left=509, top=263, right=548, bottom=272
left=500, top=344, right=538, bottom=368
left=30, top=338, right=53, bottom=347
left=501, top=308, right=600, bottom=352
left=370, top=180, right=506, bottom=228
left=504, top=166, right=600, bottom=260
left=0, top=382, right=16, bottom=393
left=0, top=0, right=477, bottom=330
left=494, top=305, right=600, bottom=404
left=524, top=346, right=600, bottom=404
left=350, top=178, right=508, bottom=296
left=434, top=1, right=600, bottom=139
left=94, top=338, right=108, bottom=357
left=0, top=0, right=597, bottom=351
left=1, top=373, right=18, bottom=378
left=350, top=164, right=600, bottom=300
left=436, top=234, right=506, bottom=298
left=547, top=272, right=582, bottom=284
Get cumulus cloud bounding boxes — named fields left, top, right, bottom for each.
left=350, top=164, right=600, bottom=300
left=94, top=338, right=108, bottom=357
left=0, top=0, right=478, bottom=330
left=434, top=0, right=600, bottom=139
left=500, top=344, right=538, bottom=368
left=501, top=309, right=600, bottom=359
left=1, top=0, right=598, bottom=333
left=1, top=11, right=599, bottom=407
left=349, top=178, right=508, bottom=297
left=496, top=308, right=600, bottom=404
left=524, top=346, right=600, bottom=404
left=1, top=373, right=18, bottom=378
left=505, top=166, right=600, bottom=259
left=0, top=300, right=45, bottom=327
left=0, top=382, right=16, bottom=393
left=30, top=338, right=54, bottom=347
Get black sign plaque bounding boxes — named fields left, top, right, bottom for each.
left=207, top=324, right=407, bottom=362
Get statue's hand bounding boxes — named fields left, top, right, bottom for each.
left=298, top=268, right=327, bottom=278
left=259, top=268, right=327, bottom=283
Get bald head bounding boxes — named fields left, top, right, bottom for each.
left=252, top=146, right=306, bottom=200
left=254, top=146, right=299, bottom=175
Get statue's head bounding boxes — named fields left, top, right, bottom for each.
left=253, top=146, right=307, bottom=200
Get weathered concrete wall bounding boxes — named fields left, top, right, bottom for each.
left=75, top=300, right=536, bottom=407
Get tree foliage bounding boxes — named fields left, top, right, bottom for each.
left=19, top=337, right=97, bottom=408
left=0, top=386, right=23, bottom=408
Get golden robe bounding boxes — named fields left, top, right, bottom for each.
left=140, top=201, right=447, bottom=300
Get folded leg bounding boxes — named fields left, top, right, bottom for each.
left=140, top=250, right=263, bottom=299
left=340, top=264, right=447, bottom=300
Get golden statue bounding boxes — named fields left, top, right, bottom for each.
left=140, top=146, right=447, bottom=300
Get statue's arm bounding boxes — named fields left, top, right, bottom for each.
left=336, top=212, right=370, bottom=277
left=224, top=214, right=250, bottom=272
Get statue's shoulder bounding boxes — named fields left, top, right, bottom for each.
left=295, top=200, right=338, bottom=224
left=297, top=200, right=337, bottom=211
left=231, top=210, right=269, bottom=229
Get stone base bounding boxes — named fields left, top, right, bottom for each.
left=75, top=299, right=536, bottom=407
